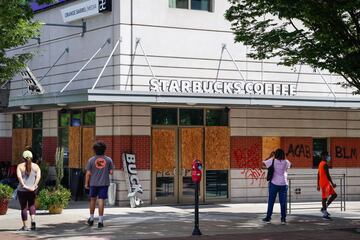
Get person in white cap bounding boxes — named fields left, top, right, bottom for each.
left=16, top=150, right=41, bottom=231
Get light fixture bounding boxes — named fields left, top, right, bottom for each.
left=57, top=103, right=67, bottom=107
left=186, top=102, right=197, bottom=106
left=272, top=105, right=283, bottom=108
left=350, top=107, right=359, bottom=110
left=20, top=105, right=31, bottom=110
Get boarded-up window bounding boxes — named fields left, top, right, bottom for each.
left=262, top=137, right=281, bottom=160
left=69, top=126, right=81, bottom=168
left=205, top=127, right=230, bottom=170
left=330, top=137, right=360, bottom=168
left=82, top=127, right=95, bottom=168
left=152, top=128, right=176, bottom=172
left=281, top=137, right=313, bottom=168
left=12, top=129, right=32, bottom=164
left=181, top=128, right=203, bottom=170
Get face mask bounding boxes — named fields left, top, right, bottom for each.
left=326, top=155, right=331, bottom=162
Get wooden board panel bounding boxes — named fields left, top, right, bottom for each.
left=82, top=127, right=95, bottom=169
left=69, top=126, right=81, bottom=168
left=181, top=128, right=203, bottom=170
left=152, top=128, right=176, bottom=172
left=262, top=137, right=281, bottom=160
left=12, top=129, right=32, bottom=164
left=205, top=127, right=230, bottom=170
left=12, top=129, right=31, bottom=164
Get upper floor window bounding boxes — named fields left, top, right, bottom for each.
left=169, top=0, right=212, bottom=12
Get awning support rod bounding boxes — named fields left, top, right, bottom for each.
left=39, top=47, right=69, bottom=83
left=295, top=64, right=303, bottom=91
left=124, top=40, right=139, bottom=90
left=223, top=44, right=246, bottom=81
left=91, top=39, right=120, bottom=90
left=317, top=69, right=337, bottom=100
left=124, top=38, right=157, bottom=90
left=137, top=39, right=156, bottom=79
left=60, top=38, right=110, bottom=93
left=215, top=44, right=226, bottom=82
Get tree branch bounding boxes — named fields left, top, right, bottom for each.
left=348, top=10, right=360, bottom=41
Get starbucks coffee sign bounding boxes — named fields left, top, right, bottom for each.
left=149, top=78, right=297, bottom=96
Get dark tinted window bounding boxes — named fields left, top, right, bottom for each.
left=152, top=108, right=178, bottom=125
left=59, top=110, right=70, bottom=127
left=24, top=113, right=33, bottom=128
left=206, top=170, right=228, bottom=198
left=169, top=0, right=188, bottom=8
left=313, top=138, right=327, bottom=168
left=71, top=110, right=81, bottom=126
left=179, top=109, right=203, bottom=125
left=13, top=114, right=23, bottom=128
left=206, top=109, right=229, bottom=126
left=191, top=0, right=211, bottom=11
left=32, top=129, right=42, bottom=162
left=83, top=109, right=95, bottom=126
left=33, top=112, right=43, bottom=128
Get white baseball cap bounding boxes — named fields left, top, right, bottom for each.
left=22, top=150, right=33, bottom=160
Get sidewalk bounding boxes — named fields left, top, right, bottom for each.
left=0, top=201, right=359, bottom=240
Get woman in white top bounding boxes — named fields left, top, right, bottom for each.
left=262, top=148, right=291, bottom=224
left=16, top=150, right=41, bottom=231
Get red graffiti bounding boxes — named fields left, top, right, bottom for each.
left=233, top=142, right=266, bottom=187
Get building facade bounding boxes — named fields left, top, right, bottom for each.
left=1, top=0, right=360, bottom=206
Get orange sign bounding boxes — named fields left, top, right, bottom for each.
left=95, top=158, right=106, bottom=169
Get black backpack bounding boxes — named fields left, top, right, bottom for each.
left=266, top=159, right=275, bottom=181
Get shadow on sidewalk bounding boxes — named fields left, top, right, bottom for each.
left=15, top=210, right=360, bottom=240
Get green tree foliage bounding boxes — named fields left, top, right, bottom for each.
left=0, top=0, right=53, bottom=86
left=225, top=0, right=360, bottom=93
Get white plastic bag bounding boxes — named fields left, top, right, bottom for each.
left=107, top=182, right=116, bottom=206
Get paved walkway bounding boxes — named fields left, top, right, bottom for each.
left=0, top=201, right=359, bottom=240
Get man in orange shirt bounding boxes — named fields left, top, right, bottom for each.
left=317, top=151, right=337, bottom=220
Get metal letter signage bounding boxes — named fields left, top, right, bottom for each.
left=61, top=0, right=112, bottom=23
left=122, top=153, right=143, bottom=208
left=149, top=78, right=297, bottom=96
left=20, top=67, right=45, bottom=95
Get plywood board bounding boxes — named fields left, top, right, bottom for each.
left=262, top=137, right=281, bottom=160
left=12, top=129, right=32, bottom=164
left=69, top=126, right=81, bottom=168
left=281, top=137, right=313, bottom=168
left=205, top=127, right=230, bottom=170
left=152, top=128, right=176, bottom=172
left=82, top=127, right=95, bottom=169
left=181, top=128, right=203, bottom=170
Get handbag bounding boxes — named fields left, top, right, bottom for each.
left=266, top=159, right=275, bottom=181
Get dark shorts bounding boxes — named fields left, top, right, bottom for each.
left=89, top=186, right=109, bottom=199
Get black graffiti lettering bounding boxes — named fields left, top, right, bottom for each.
left=305, top=145, right=311, bottom=158
left=335, top=146, right=357, bottom=159
left=335, top=146, right=343, bottom=158
left=351, top=148, right=357, bottom=159
left=286, top=144, right=295, bottom=157
left=286, top=144, right=311, bottom=158
left=297, top=145, right=304, bottom=157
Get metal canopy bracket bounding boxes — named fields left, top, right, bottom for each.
left=216, top=44, right=246, bottom=82
left=40, top=20, right=87, bottom=37
left=124, top=38, right=157, bottom=90
left=60, top=38, right=111, bottom=93
left=91, top=38, right=121, bottom=90
left=316, top=69, right=337, bottom=100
